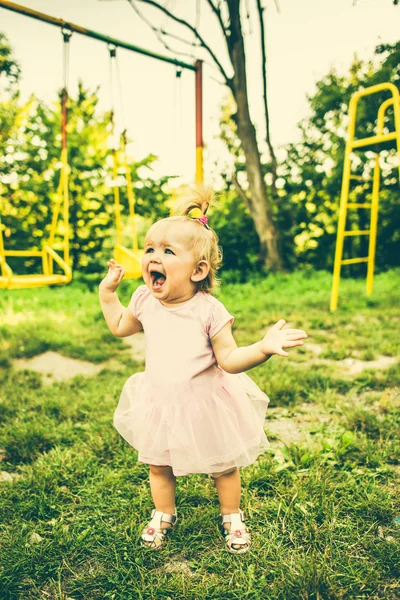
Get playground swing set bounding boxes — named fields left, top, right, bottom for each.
left=107, top=44, right=143, bottom=280
left=0, top=0, right=203, bottom=289
left=0, top=25, right=73, bottom=290
left=0, top=2, right=398, bottom=308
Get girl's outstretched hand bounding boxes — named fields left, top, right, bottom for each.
left=259, top=319, right=308, bottom=357
left=99, top=258, right=125, bottom=293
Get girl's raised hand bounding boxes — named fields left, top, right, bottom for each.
left=99, top=258, right=125, bottom=293
left=259, top=319, right=308, bottom=357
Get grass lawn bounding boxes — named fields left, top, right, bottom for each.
left=0, top=268, right=399, bottom=599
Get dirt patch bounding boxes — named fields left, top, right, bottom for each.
left=265, top=403, right=333, bottom=449
left=0, top=471, right=23, bottom=483
left=12, top=351, right=122, bottom=384
left=11, top=330, right=147, bottom=385
left=11, top=331, right=145, bottom=385
left=296, top=351, right=397, bottom=376
left=305, top=343, right=324, bottom=356
left=338, top=356, right=397, bottom=375
left=163, top=558, right=196, bottom=576
left=266, top=419, right=305, bottom=445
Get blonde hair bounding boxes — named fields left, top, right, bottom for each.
left=145, top=186, right=222, bottom=293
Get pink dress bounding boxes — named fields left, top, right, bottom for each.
left=113, top=285, right=270, bottom=477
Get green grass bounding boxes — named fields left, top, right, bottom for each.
left=0, top=268, right=399, bottom=599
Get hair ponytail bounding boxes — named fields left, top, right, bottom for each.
left=174, top=186, right=216, bottom=218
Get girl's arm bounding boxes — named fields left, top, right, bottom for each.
left=99, top=259, right=142, bottom=338
left=211, top=319, right=307, bottom=374
left=99, top=289, right=142, bottom=337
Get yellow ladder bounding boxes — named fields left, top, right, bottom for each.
left=330, top=82, right=400, bottom=311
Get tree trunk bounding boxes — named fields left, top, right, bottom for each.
left=124, top=0, right=284, bottom=269
left=256, top=0, right=278, bottom=195
left=227, top=0, right=283, bottom=270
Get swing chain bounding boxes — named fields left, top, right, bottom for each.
left=62, top=25, right=72, bottom=44
left=108, top=43, right=117, bottom=58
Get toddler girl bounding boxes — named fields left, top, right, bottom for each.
left=99, top=188, right=307, bottom=554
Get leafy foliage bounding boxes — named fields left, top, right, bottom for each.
left=0, top=33, right=21, bottom=151
left=281, top=44, right=400, bottom=272
left=0, top=32, right=20, bottom=88
left=210, top=190, right=261, bottom=277
left=216, top=43, right=400, bottom=275
left=0, top=34, right=171, bottom=275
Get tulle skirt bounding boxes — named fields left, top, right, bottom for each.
left=113, top=367, right=270, bottom=477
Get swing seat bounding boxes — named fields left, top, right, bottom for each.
left=114, top=244, right=143, bottom=279
left=0, top=246, right=72, bottom=289
left=0, top=273, right=70, bottom=290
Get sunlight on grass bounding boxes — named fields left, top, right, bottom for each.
left=0, top=269, right=399, bottom=599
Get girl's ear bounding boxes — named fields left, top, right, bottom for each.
left=191, top=260, right=210, bottom=283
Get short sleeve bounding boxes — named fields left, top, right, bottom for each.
left=129, top=284, right=150, bottom=322
left=206, top=296, right=235, bottom=339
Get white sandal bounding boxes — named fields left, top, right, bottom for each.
left=139, top=509, right=178, bottom=550
left=220, top=510, right=251, bottom=554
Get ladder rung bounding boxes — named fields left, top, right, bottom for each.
left=347, top=203, right=372, bottom=208
left=351, top=131, right=397, bottom=149
left=349, top=175, right=368, bottom=182
left=343, top=230, right=370, bottom=236
left=341, top=257, right=369, bottom=265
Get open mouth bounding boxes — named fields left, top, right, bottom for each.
left=150, top=270, right=166, bottom=290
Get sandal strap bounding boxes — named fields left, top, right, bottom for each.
left=225, top=529, right=251, bottom=543
left=220, top=510, right=245, bottom=525
left=150, top=509, right=177, bottom=527
left=219, top=511, right=251, bottom=554
left=225, top=529, right=251, bottom=552
left=140, top=509, right=178, bottom=549
left=140, top=528, right=166, bottom=549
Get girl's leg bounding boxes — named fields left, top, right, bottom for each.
left=149, top=464, right=177, bottom=529
left=213, top=467, right=241, bottom=518
left=213, top=467, right=246, bottom=550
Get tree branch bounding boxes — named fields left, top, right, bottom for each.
left=256, top=0, right=277, bottom=194
left=231, top=172, right=252, bottom=213
left=129, top=0, right=233, bottom=88
left=273, top=0, right=281, bottom=13
left=205, top=0, right=230, bottom=45
left=128, top=0, right=199, bottom=60
left=161, top=30, right=201, bottom=49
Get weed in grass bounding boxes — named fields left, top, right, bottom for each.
left=320, top=345, right=350, bottom=361
left=343, top=406, right=398, bottom=440
left=361, top=348, right=377, bottom=361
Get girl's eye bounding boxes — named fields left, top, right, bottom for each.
left=145, top=248, right=154, bottom=253
left=165, top=249, right=174, bottom=255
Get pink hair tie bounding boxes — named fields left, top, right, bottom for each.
left=198, top=215, right=210, bottom=229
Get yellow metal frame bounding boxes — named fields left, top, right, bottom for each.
left=330, top=82, right=400, bottom=311
left=196, top=146, right=204, bottom=184
left=0, top=146, right=72, bottom=289
left=112, top=134, right=143, bottom=279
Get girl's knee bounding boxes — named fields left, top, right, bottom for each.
left=149, top=464, right=174, bottom=477
left=210, top=466, right=238, bottom=479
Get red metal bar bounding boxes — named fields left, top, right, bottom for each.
left=195, top=59, right=203, bottom=149
left=195, top=59, right=204, bottom=183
